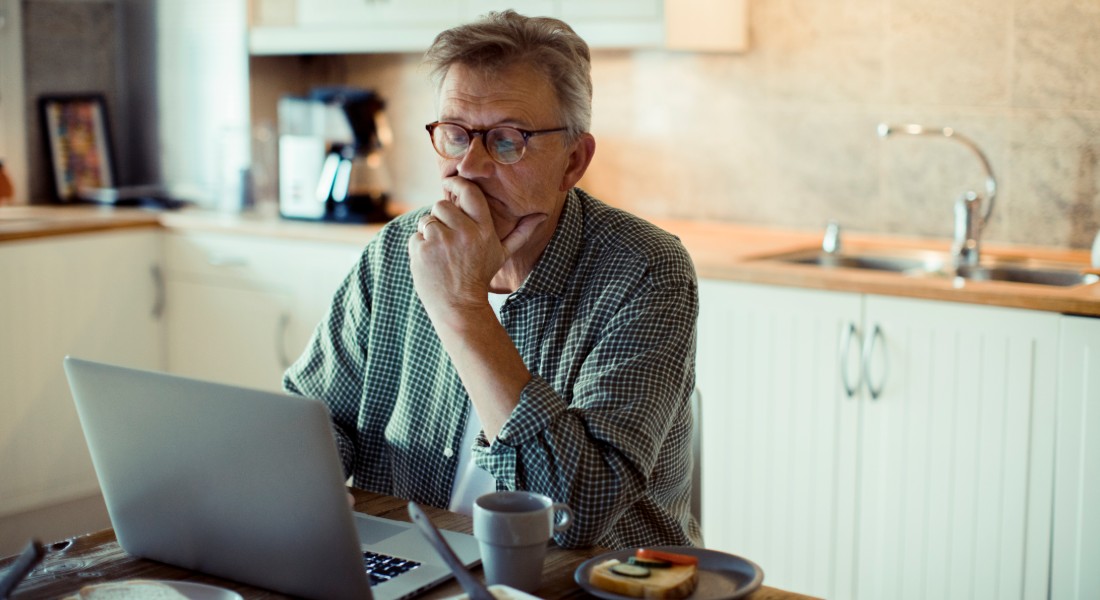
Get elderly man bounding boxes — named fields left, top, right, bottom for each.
left=285, top=10, right=699, bottom=549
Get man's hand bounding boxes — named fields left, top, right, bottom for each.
left=408, top=177, right=502, bottom=317
left=406, top=176, right=539, bottom=440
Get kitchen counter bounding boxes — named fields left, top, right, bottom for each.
left=3, top=204, right=1099, bottom=316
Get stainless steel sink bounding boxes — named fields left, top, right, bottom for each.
left=774, top=248, right=950, bottom=276
left=957, top=264, right=1099, bottom=287
left=758, top=248, right=1099, bottom=287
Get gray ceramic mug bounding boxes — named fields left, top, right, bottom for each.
left=472, top=491, right=574, bottom=592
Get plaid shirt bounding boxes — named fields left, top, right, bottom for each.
left=284, top=188, right=700, bottom=549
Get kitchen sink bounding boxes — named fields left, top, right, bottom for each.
left=956, top=264, right=1099, bottom=287
left=774, top=248, right=950, bottom=276
left=757, top=248, right=1099, bottom=287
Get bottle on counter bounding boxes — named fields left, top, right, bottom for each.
left=0, top=160, right=13, bottom=205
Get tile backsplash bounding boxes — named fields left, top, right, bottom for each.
left=251, top=0, right=1100, bottom=249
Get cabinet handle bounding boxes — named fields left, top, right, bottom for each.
left=207, top=254, right=247, bottom=268
left=862, top=324, right=887, bottom=400
left=150, top=264, right=165, bottom=319
left=839, top=321, right=862, bottom=398
left=276, top=312, right=292, bottom=370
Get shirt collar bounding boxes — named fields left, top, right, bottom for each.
left=512, top=187, right=585, bottom=298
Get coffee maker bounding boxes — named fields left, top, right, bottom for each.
left=277, top=87, right=391, bottom=223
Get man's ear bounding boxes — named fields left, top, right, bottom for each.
left=559, top=133, right=596, bottom=192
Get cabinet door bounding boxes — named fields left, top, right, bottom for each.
left=165, top=279, right=292, bottom=392
left=296, top=0, right=459, bottom=27
left=0, top=231, right=163, bottom=516
left=1051, top=315, right=1100, bottom=600
left=465, top=1, right=556, bottom=19
left=856, top=296, right=1058, bottom=600
left=163, top=232, right=363, bottom=393
left=558, top=0, right=662, bottom=19
left=697, top=280, right=861, bottom=599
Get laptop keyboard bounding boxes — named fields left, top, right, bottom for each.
left=363, top=550, right=421, bottom=587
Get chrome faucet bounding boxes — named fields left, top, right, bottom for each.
left=877, top=123, right=998, bottom=268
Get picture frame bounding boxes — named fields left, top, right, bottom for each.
left=39, top=93, right=116, bottom=202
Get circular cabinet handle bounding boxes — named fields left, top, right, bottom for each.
left=838, top=322, right=862, bottom=398
left=862, top=324, right=888, bottom=400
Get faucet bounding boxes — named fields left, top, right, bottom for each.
left=877, top=123, right=998, bottom=268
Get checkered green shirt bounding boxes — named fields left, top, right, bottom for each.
left=284, top=188, right=700, bottom=549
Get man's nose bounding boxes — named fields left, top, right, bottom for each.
left=456, top=135, right=494, bottom=178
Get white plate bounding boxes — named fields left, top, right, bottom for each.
left=441, top=583, right=543, bottom=600
left=76, top=580, right=243, bottom=600
left=163, top=581, right=243, bottom=600
left=574, top=546, right=764, bottom=600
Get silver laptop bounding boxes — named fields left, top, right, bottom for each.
left=63, top=356, right=480, bottom=600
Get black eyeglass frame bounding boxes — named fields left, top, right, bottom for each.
left=425, top=121, right=569, bottom=164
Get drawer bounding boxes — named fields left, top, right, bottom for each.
left=163, top=231, right=362, bottom=293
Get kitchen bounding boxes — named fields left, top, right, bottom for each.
left=1, top=1, right=1099, bottom=599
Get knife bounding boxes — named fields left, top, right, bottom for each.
left=407, top=502, right=496, bottom=600
left=0, top=539, right=45, bottom=599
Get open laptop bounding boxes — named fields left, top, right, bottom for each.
left=63, top=356, right=481, bottom=600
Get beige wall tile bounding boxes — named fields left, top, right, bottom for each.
left=1004, top=112, right=1100, bottom=247
left=887, top=0, right=1012, bottom=106
left=252, top=0, right=1100, bottom=249
left=755, top=0, right=886, bottom=105
left=1014, top=0, right=1100, bottom=110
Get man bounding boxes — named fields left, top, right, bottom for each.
left=285, top=10, right=700, bottom=549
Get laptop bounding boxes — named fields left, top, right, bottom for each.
left=63, top=356, right=481, bottom=600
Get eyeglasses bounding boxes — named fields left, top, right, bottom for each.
left=425, top=121, right=569, bottom=165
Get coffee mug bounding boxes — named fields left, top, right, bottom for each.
left=472, top=491, right=574, bottom=592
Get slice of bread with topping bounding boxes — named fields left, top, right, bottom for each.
left=588, top=558, right=698, bottom=599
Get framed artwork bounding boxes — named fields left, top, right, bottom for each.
left=39, top=93, right=116, bottom=202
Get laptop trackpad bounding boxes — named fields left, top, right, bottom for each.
left=353, top=513, right=412, bottom=544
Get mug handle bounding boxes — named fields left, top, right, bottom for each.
left=551, top=503, right=574, bottom=532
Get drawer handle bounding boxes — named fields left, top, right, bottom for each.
left=862, top=324, right=887, bottom=400
left=276, top=312, right=292, bottom=370
left=207, top=254, right=247, bottom=268
left=839, top=321, right=862, bottom=398
left=151, top=264, right=165, bottom=319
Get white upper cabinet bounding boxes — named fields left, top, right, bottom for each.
left=249, top=0, right=746, bottom=54
left=295, top=0, right=460, bottom=27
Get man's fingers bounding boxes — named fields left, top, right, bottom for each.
left=501, top=212, right=548, bottom=257
left=440, top=176, right=492, bottom=223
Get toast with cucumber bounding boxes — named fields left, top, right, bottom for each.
left=588, top=549, right=699, bottom=599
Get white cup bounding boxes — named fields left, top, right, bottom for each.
left=472, top=491, right=574, bottom=593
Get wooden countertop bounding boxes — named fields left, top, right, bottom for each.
left=3, top=204, right=1099, bottom=316
left=1, top=490, right=819, bottom=600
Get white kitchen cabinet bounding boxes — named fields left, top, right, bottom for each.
left=162, top=231, right=362, bottom=392
left=1051, top=315, right=1100, bottom=600
left=0, top=230, right=163, bottom=517
left=295, top=0, right=460, bottom=27
left=854, top=296, right=1057, bottom=600
left=697, top=281, right=858, bottom=598
left=249, top=0, right=683, bottom=54
left=697, top=280, right=1059, bottom=600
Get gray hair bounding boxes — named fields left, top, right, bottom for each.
left=423, top=10, right=593, bottom=137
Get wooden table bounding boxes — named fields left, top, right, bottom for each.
left=1, top=490, right=819, bottom=600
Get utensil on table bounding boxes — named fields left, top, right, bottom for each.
left=408, top=502, right=495, bottom=600
left=0, top=539, right=45, bottom=599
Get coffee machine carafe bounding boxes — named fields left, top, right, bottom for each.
left=278, top=87, right=392, bottom=223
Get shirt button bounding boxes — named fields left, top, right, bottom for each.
left=443, top=448, right=454, bottom=458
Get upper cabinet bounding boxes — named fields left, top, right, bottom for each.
left=248, top=0, right=747, bottom=55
